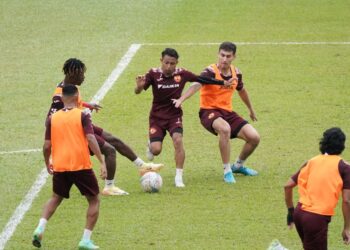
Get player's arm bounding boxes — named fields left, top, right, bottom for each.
left=82, top=102, right=102, bottom=112
left=238, top=88, right=257, bottom=121
left=86, top=134, right=106, bottom=179
left=284, top=178, right=297, bottom=229
left=172, top=83, right=201, bottom=108
left=135, top=75, right=146, bottom=94
left=342, top=189, right=350, bottom=244
left=43, top=117, right=53, bottom=174
left=82, top=113, right=107, bottom=179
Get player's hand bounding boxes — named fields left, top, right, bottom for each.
left=46, top=164, right=54, bottom=175
left=342, top=229, right=350, bottom=245
left=287, top=207, right=294, bottom=229
left=136, top=75, right=146, bottom=87
left=223, top=77, right=237, bottom=86
left=90, top=103, right=102, bottom=112
left=100, top=162, right=107, bottom=180
left=249, top=109, right=258, bottom=121
left=172, top=98, right=182, bottom=108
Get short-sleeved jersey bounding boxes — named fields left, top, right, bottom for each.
left=144, top=68, right=202, bottom=119
left=49, top=108, right=92, bottom=172
left=291, top=155, right=350, bottom=216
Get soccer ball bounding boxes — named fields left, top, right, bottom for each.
left=140, top=172, right=163, bottom=193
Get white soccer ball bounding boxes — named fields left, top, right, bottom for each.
left=140, top=172, right=163, bottom=193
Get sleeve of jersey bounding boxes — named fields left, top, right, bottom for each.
left=45, top=117, right=51, bottom=140
left=81, top=113, right=94, bottom=135
left=339, top=160, right=350, bottom=189
left=48, top=96, right=64, bottom=116
left=185, top=70, right=224, bottom=85
left=144, top=70, right=153, bottom=90
left=291, top=170, right=300, bottom=183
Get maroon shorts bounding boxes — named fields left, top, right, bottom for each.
left=149, top=116, right=183, bottom=142
left=53, top=169, right=99, bottom=198
left=92, top=124, right=105, bottom=148
left=293, top=203, right=331, bottom=250
left=199, top=108, right=248, bottom=138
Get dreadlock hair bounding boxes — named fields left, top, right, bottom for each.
left=319, top=127, right=346, bottom=155
left=62, top=58, right=86, bottom=76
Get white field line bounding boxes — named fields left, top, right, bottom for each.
left=0, top=43, right=142, bottom=250
left=142, top=41, right=350, bottom=46
left=2, top=40, right=349, bottom=155
left=0, top=149, right=42, bottom=155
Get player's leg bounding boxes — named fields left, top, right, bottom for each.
left=233, top=124, right=260, bottom=176
left=147, top=118, right=166, bottom=160
left=78, top=195, right=100, bottom=250
left=168, top=117, right=185, bottom=187
left=98, top=137, right=128, bottom=196
left=75, top=170, right=101, bottom=250
left=102, top=130, right=138, bottom=161
left=171, top=132, right=185, bottom=187
left=212, top=117, right=235, bottom=183
left=93, top=125, right=163, bottom=175
left=33, top=172, right=70, bottom=248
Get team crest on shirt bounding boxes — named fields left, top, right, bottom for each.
left=174, top=75, right=181, bottom=83
left=208, top=113, right=215, bottom=119
left=150, top=127, right=157, bottom=134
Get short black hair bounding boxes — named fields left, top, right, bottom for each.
left=161, top=48, right=179, bottom=59
left=62, top=84, right=78, bottom=97
left=62, top=58, right=86, bottom=75
left=319, top=127, right=346, bottom=155
left=219, top=42, right=237, bottom=54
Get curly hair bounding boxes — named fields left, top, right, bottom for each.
left=319, top=127, right=346, bottom=155
left=62, top=58, right=86, bottom=76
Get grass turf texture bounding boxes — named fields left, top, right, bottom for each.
left=1, top=0, right=350, bottom=249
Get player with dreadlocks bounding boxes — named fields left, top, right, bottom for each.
left=47, top=58, right=164, bottom=196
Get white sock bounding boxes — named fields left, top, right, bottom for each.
left=82, top=229, right=92, bottom=241
left=176, top=168, right=183, bottom=177
left=223, top=163, right=231, bottom=174
left=105, top=179, right=114, bottom=188
left=133, top=157, right=144, bottom=167
left=234, top=158, right=245, bottom=168
left=38, top=218, right=47, bottom=230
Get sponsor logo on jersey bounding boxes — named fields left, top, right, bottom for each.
left=157, top=83, right=180, bottom=89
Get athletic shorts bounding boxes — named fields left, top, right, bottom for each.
left=199, top=108, right=248, bottom=138
left=92, top=124, right=105, bottom=148
left=149, top=116, right=183, bottom=142
left=293, top=203, right=331, bottom=250
left=53, top=169, right=99, bottom=198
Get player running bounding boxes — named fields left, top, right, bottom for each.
left=47, top=58, right=163, bottom=195
left=135, top=48, right=233, bottom=187
left=33, top=84, right=106, bottom=249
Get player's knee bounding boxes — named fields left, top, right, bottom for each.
left=217, top=126, right=231, bottom=138
left=172, top=135, right=183, bottom=149
left=151, top=145, right=162, bottom=155
left=250, top=132, right=260, bottom=146
left=101, top=143, right=116, bottom=157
